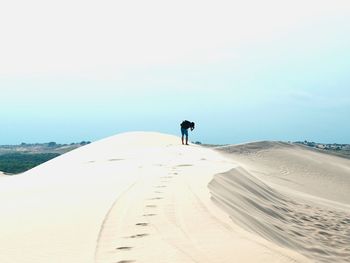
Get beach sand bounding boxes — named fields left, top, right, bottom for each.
left=0, top=133, right=348, bottom=262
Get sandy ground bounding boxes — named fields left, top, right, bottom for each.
left=0, top=133, right=347, bottom=262
left=214, top=142, right=350, bottom=262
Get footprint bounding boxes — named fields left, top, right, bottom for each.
left=136, top=223, right=149, bottom=226
left=117, top=261, right=135, bottom=263
left=154, top=191, right=163, bottom=194
left=109, top=158, right=124, bottom=161
left=127, top=233, right=149, bottom=238
left=116, top=247, right=132, bottom=250
left=155, top=185, right=167, bottom=188
left=149, top=197, right=163, bottom=200
left=143, top=213, right=156, bottom=217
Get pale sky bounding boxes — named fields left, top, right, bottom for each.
left=1, top=0, right=349, bottom=144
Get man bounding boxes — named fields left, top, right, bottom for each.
left=180, top=120, right=195, bottom=145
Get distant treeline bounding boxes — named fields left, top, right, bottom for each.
left=18, top=141, right=91, bottom=147
left=295, top=141, right=350, bottom=159
left=0, top=153, right=60, bottom=174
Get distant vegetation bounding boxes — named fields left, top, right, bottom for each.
left=0, top=141, right=91, bottom=175
left=295, top=141, right=350, bottom=158
left=0, top=153, right=60, bottom=174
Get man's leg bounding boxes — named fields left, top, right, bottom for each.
left=182, top=135, right=184, bottom=145
left=185, top=135, right=189, bottom=145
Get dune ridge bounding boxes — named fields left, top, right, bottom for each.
left=215, top=141, right=350, bottom=204
left=211, top=141, right=350, bottom=262
left=0, top=133, right=346, bottom=262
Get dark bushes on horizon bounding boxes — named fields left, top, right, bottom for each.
left=0, top=153, right=60, bottom=174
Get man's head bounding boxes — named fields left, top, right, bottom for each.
left=190, top=122, right=195, bottom=131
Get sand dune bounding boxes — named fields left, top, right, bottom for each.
left=213, top=142, right=350, bottom=262
left=215, top=142, right=350, bottom=204
left=0, top=133, right=347, bottom=262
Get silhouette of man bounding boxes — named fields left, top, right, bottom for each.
left=180, top=120, right=195, bottom=145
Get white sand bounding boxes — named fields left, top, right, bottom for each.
left=0, top=133, right=346, bottom=262
left=0, top=171, right=11, bottom=177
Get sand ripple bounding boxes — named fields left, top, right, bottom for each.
left=209, top=167, right=350, bottom=263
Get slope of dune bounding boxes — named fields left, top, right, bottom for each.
left=0, top=133, right=312, bottom=263
left=216, top=141, right=350, bottom=204
left=211, top=142, right=350, bottom=262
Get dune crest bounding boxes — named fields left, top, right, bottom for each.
left=216, top=141, right=350, bottom=204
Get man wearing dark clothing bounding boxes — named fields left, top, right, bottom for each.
left=180, top=120, right=195, bottom=145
